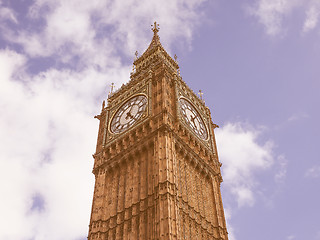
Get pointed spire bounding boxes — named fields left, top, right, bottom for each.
left=133, top=22, right=179, bottom=72
left=143, top=21, right=162, bottom=54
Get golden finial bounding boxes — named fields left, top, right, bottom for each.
left=108, top=82, right=115, bottom=97
left=110, top=82, right=115, bottom=93
left=151, top=21, right=160, bottom=34
left=198, top=90, right=204, bottom=100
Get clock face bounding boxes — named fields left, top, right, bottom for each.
left=110, top=95, right=147, bottom=134
left=179, top=98, right=208, bottom=140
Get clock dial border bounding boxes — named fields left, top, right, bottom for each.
left=178, top=97, right=209, bottom=141
left=109, top=94, right=148, bottom=134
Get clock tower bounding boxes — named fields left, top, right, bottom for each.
left=88, top=22, right=229, bottom=240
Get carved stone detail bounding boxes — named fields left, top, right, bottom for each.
left=88, top=24, right=228, bottom=240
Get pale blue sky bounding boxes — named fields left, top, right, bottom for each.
left=0, top=0, right=319, bottom=239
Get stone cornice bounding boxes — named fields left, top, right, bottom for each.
left=92, top=115, right=219, bottom=178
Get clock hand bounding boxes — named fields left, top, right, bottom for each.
left=126, top=111, right=133, bottom=119
left=125, top=105, right=134, bottom=120
left=190, top=115, right=200, bottom=130
left=190, top=115, right=196, bottom=126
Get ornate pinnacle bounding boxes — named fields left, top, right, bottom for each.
left=108, top=82, right=115, bottom=97
left=110, top=82, right=115, bottom=93
left=198, top=90, right=204, bottom=100
left=135, top=50, right=139, bottom=60
left=151, top=21, right=160, bottom=34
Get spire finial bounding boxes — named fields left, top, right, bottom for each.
left=151, top=21, right=160, bottom=34
left=135, top=51, right=139, bottom=60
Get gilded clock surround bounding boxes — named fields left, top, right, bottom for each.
left=109, top=93, right=148, bottom=134
left=105, top=83, right=151, bottom=143
left=88, top=22, right=228, bottom=240
left=178, top=96, right=209, bottom=141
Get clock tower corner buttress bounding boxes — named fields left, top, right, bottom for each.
left=88, top=22, right=229, bottom=240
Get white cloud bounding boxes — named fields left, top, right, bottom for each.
left=0, top=4, right=18, bottom=23
left=305, top=165, right=320, bottom=178
left=287, top=235, right=296, bottom=240
left=216, top=122, right=274, bottom=207
left=247, top=0, right=320, bottom=36
left=287, top=112, right=309, bottom=122
left=1, top=0, right=207, bottom=69
left=247, top=0, right=298, bottom=36
left=303, top=4, right=320, bottom=32
left=0, top=49, right=131, bottom=240
left=0, top=49, right=93, bottom=239
left=224, top=208, right=237, bottom=240
left=274, top=155, right=288, bottom=183
left=0, top=1, right=211, bottom=239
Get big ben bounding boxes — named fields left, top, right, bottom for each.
left=88, top=22, right=229, bottom=240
